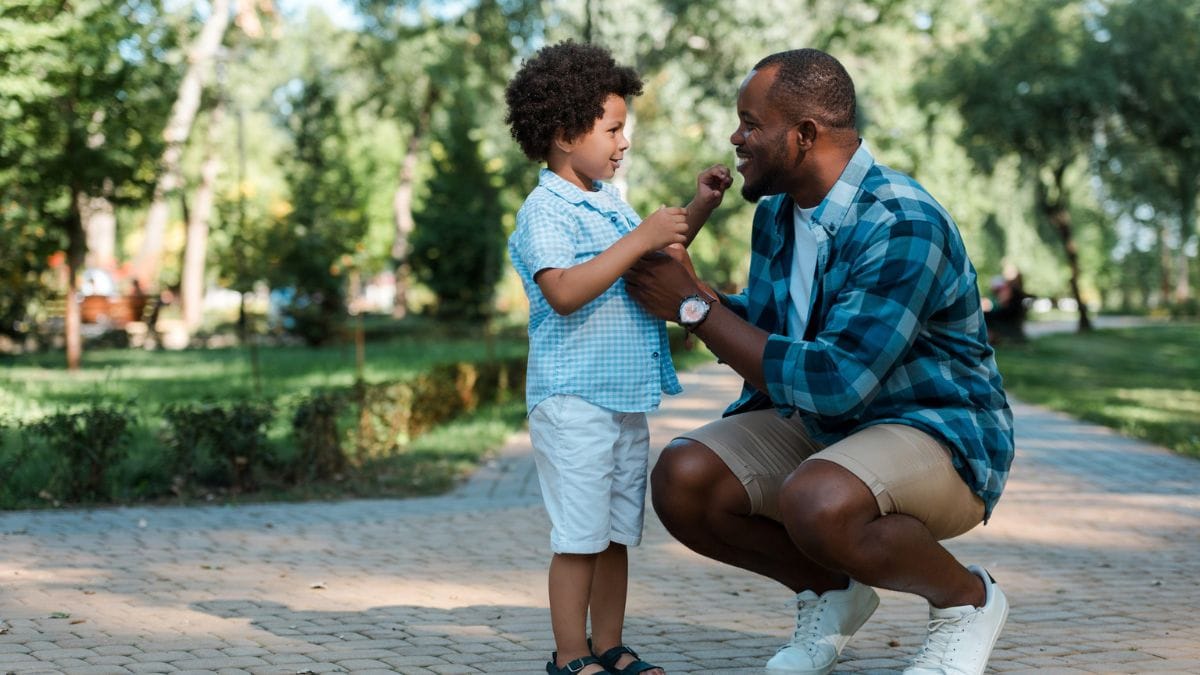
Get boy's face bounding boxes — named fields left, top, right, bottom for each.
left=556, top=94, right=630, bottom=190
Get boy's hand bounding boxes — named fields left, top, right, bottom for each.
left=695, top=164, right=733, bottom=212
left=635, top=206, right=689, bottom=252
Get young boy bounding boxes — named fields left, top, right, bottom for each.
left=505, top=41, right=731, bottom=675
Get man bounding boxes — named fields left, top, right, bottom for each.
left=624, top=48, right=1014, bottom=675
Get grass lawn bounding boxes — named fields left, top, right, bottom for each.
left=0, top=331, right=528, bottom=422
left=993, top=323, right=1200, bottom=459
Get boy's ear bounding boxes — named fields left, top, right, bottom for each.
left=553, top=130, right=574, bottom=154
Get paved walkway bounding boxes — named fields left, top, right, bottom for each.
left=2, top=362, right=1199, bottom=674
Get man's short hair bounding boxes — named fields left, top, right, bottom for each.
left=505, top=41, right=643, bottom=161
left=753, top=49, right=857, bottom=130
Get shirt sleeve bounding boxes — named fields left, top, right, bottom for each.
left=514, top=200, right=576, bottom=278
left=718, top=290, right=750, bottom=320
left=762, top=215, right=952, bottom=420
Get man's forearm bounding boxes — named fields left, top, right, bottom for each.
left=690, top=302, right=770, bottom=393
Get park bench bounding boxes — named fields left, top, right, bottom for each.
left=43, top=294, right=161, bottom=333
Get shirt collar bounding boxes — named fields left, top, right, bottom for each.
left=538, top=167, right=619, bottom=211
left=811, top=139, right=874, bottom=232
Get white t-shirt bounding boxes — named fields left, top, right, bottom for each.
left=787, top=204, right=818, bottom=339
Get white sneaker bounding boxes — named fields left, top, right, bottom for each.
left=765, top=578, right=880, bottom=674
left=904, top=565, right=1009, bottom=675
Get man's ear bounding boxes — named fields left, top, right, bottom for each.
left=794, top=119, right=818, bottom=150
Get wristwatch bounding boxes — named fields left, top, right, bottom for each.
left=678, top=294, right=712, bottom=330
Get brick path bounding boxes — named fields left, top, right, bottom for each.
left=2, top=362, right=1199, bottom=674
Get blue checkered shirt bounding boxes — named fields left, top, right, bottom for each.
left=509, top=169, right=682, bottom=414
left=721, top=143, right=1014, bottom=519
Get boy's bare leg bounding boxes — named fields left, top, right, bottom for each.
left=590, top=544, right=665, bottom=674
left=549, top=553, right=606, bottom=674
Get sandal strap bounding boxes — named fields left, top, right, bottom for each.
left=546, top=653, right=602, bottom=674
left=595, top=644, right=659, bottom=675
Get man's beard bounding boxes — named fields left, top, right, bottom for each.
left=739, top=133, right=799, bottom=203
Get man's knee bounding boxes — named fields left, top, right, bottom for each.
left=779, top=460, right=879, bottom=554
left=652, top=438, right=719, bottom=494
left=651, top=439, right=741, bottom=520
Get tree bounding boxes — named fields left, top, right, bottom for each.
left=350, top=0, right=540, bottom=318
left=0, top=0, right=177, bottom=367
left=133, top=0, right=280, bottom=293
left=1102, top=0, right=1200, bottom=305
left=410, top=104, right=506, bottom=320
left=919, top=0, right=1116, bottom=331
left=268, top=64, right=367, bottom=345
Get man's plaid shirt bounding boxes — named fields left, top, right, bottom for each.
left=720, top=142, right=1014, bottom=519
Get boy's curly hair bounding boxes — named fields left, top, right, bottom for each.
left=505, top=41, right=643, bottom=161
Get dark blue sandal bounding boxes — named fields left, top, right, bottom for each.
left=594, top=644, right=661, bottom=675
left=546, top=651, right=603, bottom=674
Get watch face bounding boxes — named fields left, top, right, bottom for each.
left=680, top=297, right=708, bottom=324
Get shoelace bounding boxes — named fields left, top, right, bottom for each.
left=781, top=597, right=827, bottom=654
left=910, top=615, right=966, bottom=665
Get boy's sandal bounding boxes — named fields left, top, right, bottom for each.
left=594, top=644, right=661, bottom=675
left=546, top=652, right=603, bottom=674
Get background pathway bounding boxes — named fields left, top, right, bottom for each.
left=2, top=358, right=1198, bottom=674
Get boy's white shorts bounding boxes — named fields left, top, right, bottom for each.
left=528, top=394, right=650, bottom=554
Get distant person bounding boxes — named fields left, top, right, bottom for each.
left=504, top=41, right=731, bottom=675
left=624, top=48, right=1014, bottom=675
left=985, top=264, right=1031, bottom=343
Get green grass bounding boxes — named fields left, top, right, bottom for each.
left=0, top=333, right=527, bottom=422
left=993, top=323, right=1200, bottom=459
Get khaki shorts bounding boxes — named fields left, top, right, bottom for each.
left=677, top=410, right=985, bottom=540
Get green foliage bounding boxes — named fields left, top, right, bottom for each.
left=160, top=400, right=275, bottom=493
left=291, top=389, right=349, bottom=482
left=410, top=108, right=506, bottom=319
left=268, top=64, right=368, bottom=344
left=919, top=0, right=1115, bottom=174
left=26, top=403, right=133, bottom=502
left=0, top=0, right=178, bottom=333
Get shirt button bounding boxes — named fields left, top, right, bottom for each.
left=610, top=215, right=619, bottom=222
left=651, top=351, right=659, bottom=358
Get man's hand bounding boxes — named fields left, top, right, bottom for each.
left=694, top=164, right=733, bottom=213
left=634, top=206, right=689, bottom=253
left=624, top=249, right=703, bottom=322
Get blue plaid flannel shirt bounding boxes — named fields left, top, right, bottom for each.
left=720, top=143, right=1014, bottom=519
left=509, top=168, right=682, bottom=415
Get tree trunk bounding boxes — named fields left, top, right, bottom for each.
left=181, top=102, right=225, bottom=333
left=133, top=0, right=231, bottom=291
left=66, top=193, right=88, bottom=371
left=1158, top=223, right=1174, bottom=306
left=391, top=84, right=439, bottom=319
left=1174, top=180, right=1196, bottom=303
left=1039, top=165, right=1092, bottom=332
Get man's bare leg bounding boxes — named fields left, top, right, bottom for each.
left=650, top=439, right=847, bottom=594
left=779, top=459, right=985, bottom=609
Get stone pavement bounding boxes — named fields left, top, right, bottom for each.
left=2, top=364, right=1199, bottom=674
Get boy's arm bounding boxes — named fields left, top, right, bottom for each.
left=537, top=207, right=688, bottom=315
left=683, top=164, right=733, bottom=245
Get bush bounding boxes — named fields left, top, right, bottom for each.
left=292, top=390, right=348, bottom=481
left=3, top=354, right=527, bottom=507
left=26, top=403, right=132, bottom=502
left=161, top=400, right=275, bottom=494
